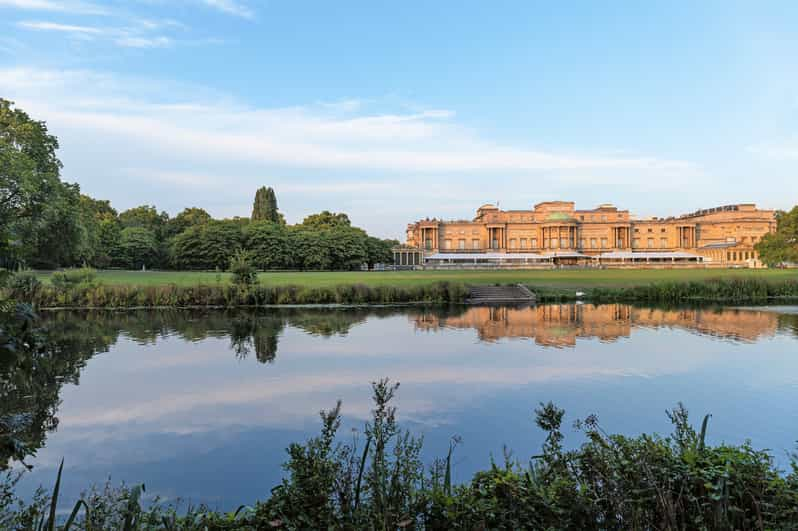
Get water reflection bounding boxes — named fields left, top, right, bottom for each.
left=413, top=304, right=794, bottom=346
left=4, top=304, right=798, bottom=509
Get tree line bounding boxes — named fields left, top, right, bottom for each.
left=1, top=98, right=397, bottom=271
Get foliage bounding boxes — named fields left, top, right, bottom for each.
left=116, top=227, right=159, bottom=270
left=50, top=268, right=99, bottom=291
left=228, top=250, right=257, bottom=287
left=300, top=210, right=351, bottom=230
left=586, top=277, right=798, bottom=304
left=756, top=205, right=798, bottom=266
left=170, top=220, right=245, bottom=270
left=251, top=186, right=284, bottom=224
left=7, top=269, right=42, bottom=299
left=164, top=207, right=211, bottom=239
left=244, top=221, right=291, bottom=270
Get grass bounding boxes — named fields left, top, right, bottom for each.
left=33, top=268, right=798, bottom=290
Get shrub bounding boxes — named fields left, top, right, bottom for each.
left=7, top=270, right=41, bottom=300
left=228, top=250, right=257, bottom=287
left=50, top=267, right=99, bottom=291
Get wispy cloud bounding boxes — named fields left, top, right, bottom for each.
left=199, top=0, right=254, bottom=19
left=0, top=0, right=108, bottom=15
left=0, top=67, right=703, bottom=233
left=17, top=19, right=177, bottom=48
left=18, top=20, right=104, bottom=34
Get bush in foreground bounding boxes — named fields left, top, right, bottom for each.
left=3, top=380, right=798, bottom=530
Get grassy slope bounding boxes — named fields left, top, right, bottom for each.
left=34, top=268, right=798, bottom=289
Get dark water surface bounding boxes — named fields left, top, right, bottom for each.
left=14, top=304, right=798, bottom=510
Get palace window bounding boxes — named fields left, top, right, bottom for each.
left=425, top=239, right=432, bottom=250
left=590, top=238, right=597, bottom=248
left=520, top=238, right=527, bottom=249
left=531, top=238, right=538, bottom=248
left=727, top=252, right=732, bottom=261
left=660, top=237, right=668, bottom=248
left=560, top=238, right=568, bottom=248
left=492, top=239, right=499, bottom=249
left=601, top=238, right=608, bottom=248
left=633, top=238, right=640, bottom=248
left=634, top=228, right=640, bottom=233
left=661, top=228, right=666, bottom=233
left=445, top=239, right=452, bottom=249
left=472, top=239, right=480, bottom=249
left=458, top=239, right=466, bottom=250
left=510, top=238, right=517, bottom=249
left=580, top=238, right=586, bottom=248
left=647, top=228, right=653, bottom=233
left=647, top=238, right=654, bottom=248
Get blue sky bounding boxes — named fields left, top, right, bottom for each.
left=1, top=0, right=797, bottom=238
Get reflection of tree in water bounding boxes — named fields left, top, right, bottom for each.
left=230, top=314, right=284, bottom=363
left=2, top=305, right=465, bottom=467
left=777, top=312, right=798, bottom=337
left=2, top=308, right=120, bottom=469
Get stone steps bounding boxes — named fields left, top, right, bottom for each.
left=466, top=284, right=536, bottom=304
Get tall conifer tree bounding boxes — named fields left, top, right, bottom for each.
left=251, top=186, right=281, bottom=223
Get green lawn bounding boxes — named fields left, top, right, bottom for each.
left=34, top=268, right=798, bottom=289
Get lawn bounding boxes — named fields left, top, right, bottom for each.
left=34, top=268, right=798, bottom=289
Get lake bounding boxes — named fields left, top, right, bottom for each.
left=12, top=303, right=798, bottom=511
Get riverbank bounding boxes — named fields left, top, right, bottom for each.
left=7, top=277, right=798, bottom=308
left=32, top=267, right=798, bottom=289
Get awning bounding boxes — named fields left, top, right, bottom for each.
left=425, top=252, right=549, bottom=260
left=598, top=251, right=703, bottom=260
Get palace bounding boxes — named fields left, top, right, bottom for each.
left=395, top=201, right=776, bottom=268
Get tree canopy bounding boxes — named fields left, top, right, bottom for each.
left=755, top=206, right=798, bottom=266
left=251, top=186, right=284, bottom=224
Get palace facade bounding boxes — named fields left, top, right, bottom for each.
left=396, top=201, right=776, bottom=267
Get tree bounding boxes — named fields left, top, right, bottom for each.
left=170, top=220, right=244, bottom=270
left=0, top=99, right=67, bottom=267
left=116, top=227, right=158, bottom=269
left=246, top=221, right=291, bottom=270
left=77, top=195, right=119, bottom=268
left=756, top=206, right=798, bottom=266
left=300, top=211, right=351, bottom=230
left=366, top=237, right=398, bottom=268
left=251, top=186, right=283, bottom=224
left=165, top=207, right=212, bottom=238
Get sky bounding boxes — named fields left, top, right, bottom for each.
left=1, top=0, right=797, bottom=239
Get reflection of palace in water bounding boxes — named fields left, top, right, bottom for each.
left=413, top=304, right=783, bottom=347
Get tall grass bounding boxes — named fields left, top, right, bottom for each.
left=16, top=281, right=470, bottom=308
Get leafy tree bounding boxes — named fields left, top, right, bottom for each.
left=165, top=207, right=212, bottom=238
left=251, top=186, right=284, bottom=224
left=119, top=205, right=169, bottom=235
left=170, top=220, right=244, bottom=270
left=326, top=227, right=368, bottom=270
left=13, top=182, right=86, bottom=269
left=77, top=195, right=119, bottom=268
left=301, top=211, right=351, bottom=230
left=0, top=99, right=68, bottom=267
left=229, top=249, right=258, bottom=287
left=366, top=237, right=398, bottom=267
left=116, top=227, right=158, bottom=269
left=246, top=221, right=291, bottom=270
left=755, top=206, right=798, bottom=266
left=289, top=227, right=333, bottom=270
